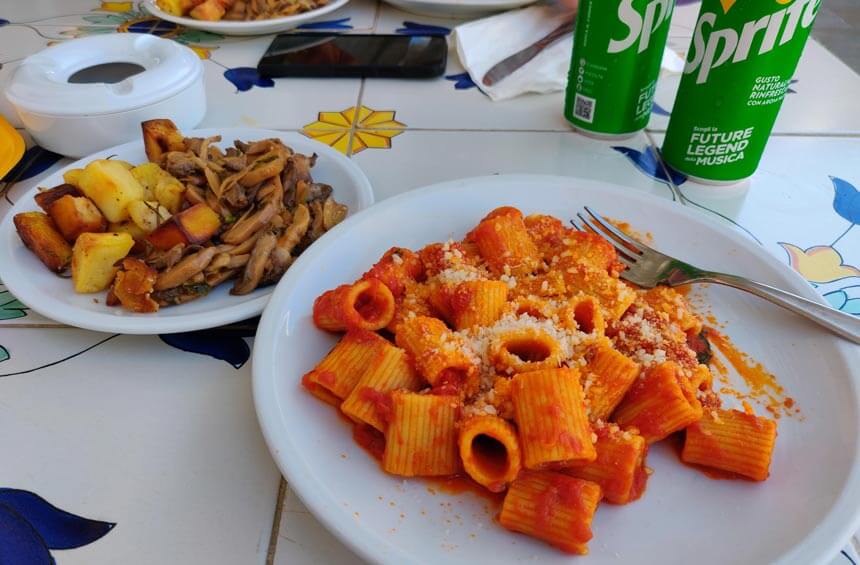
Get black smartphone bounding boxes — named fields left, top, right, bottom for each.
left=257, top=33, right=448, bottom=79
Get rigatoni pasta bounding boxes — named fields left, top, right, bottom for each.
left=499, top=470, right=602, bottom=555
left=564, top=424, right=647, bottom=504
left=340, top=342, right=423, bottom=432
left=459, top=415, right=521, bottom=492
left=583, top=343, right=640, bottom=422
left=300, top=206, right=782, bottom=555
left=512, top=368, right=596, bottom=469
left=613, top=362, right=703, bottom=443
left=312, top=278, right=395, bottom=332
left=395, top=315, right=479, bottom=397
left=383, top=392, right=460, bottom=477
left=682, top=409, right=777, bottom=481
left=301, top=329, right=387, bottom=404
left=467, top=206, right=540, bottom=277
left=448, top=279, right=509, bottom=330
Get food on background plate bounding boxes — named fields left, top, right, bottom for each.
left=300, top=206, right=779, bottom=554
left=14, top=119, right=347, bottom=313
left=156, top=0, right=330, bottom=22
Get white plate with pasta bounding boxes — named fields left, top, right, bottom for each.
left=253, top=175, right=860, bottom=564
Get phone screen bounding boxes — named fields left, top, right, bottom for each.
left=258, top=33, right=448, bottom=78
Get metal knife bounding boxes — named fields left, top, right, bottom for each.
left=481, top=17, right=575, bottom=87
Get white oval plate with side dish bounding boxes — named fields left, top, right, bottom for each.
left=143, top=0, right=351, bottom=36
left=381, top=0, right=538, bottom=18
left=0, top=128, right=373, bottom=335
left=253, top=175, right=860, bottom=565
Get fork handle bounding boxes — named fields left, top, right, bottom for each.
left=696, top=272, right=860, bottom=345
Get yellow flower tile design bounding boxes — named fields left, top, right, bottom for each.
left=779, top=243, right=860, bottom=284
left=303, top=106, right=406, bottom=155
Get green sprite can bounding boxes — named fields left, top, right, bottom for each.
left=564, top=0, right=675, bottom=139
left=662, top=0, right=820, bottom=185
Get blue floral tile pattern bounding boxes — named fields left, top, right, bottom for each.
left=445, top=72, right=477, bottom=90
left=395, top=21, right=451, bottom=36
left=0, top=488, right=114, bottom=564
left=297, top=17, right=353, bottom=30
left=159, top=324, right=256, bottom=369
left=223, top=67, right=275, bottom=92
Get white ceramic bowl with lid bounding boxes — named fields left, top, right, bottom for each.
left=5, top=33, right=205, bottom=158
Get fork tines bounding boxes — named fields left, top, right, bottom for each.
left=570, top=207, right=645, bottom=266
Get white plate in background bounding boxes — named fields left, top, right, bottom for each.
left=381, top=0, right=538, bottom=18
left=143, top=0, right=350, bottom=36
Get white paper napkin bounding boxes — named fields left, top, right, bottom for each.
left=454, top=5, right=574, bottom=102
left=454, top=5, right=687, bottom=102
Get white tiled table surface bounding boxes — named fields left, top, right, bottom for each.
left=0, top=1, right=859, bottom=564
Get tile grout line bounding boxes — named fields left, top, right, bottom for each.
left=340, top=0, right=381, bottom=159
left=347, top=78, right=369, bottom=157
left=265, top=478, right=288, bottom=565
left=370, top=0, right=382, bottom=31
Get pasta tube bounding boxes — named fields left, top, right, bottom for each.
left=583, top=344, right=640, bottom=422
left=512, top=368, right=596, bottom=469
left=612, top=362, right=703, bottom=443
left=448, top=280, right=509, bottom=330
left=562, top=265, right=635, bottom=321
left=341, top=342, right=423, bottom=432
left=458, top=415, right=522, bottom=492
left=468, top=207, right=540, bottom=277
left=313, top=278, right=396, bottom=332
left=382, top=392, right=460, bottom=476
left=301, top=329, right=388, bottom=404
left=682, top=409, right=777, bottom=481
left=557, top=294, right=605, bottom=336
left=362, top=247, right=424, bottom=297
left=489, top=327, right=563, bottom=375
left=499, top=470, right=602, bottom=555
left=395, top=316, right=479, bottom=396
left=564, top=426, right=647, bottom=504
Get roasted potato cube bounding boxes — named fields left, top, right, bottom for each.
left=109, top=220, right=147, bottom=242
left=128, top=200, right=170, bottom=234
left=153, top=176, right=185, bottom=214
left=146, top=203, right=220, bottom=250
left=131, top=162, right=185, bottom=213
left=62, top=168, right=85, bottom=188
left=13, top=212, right=73, bottom=273
left=146, top=220, right=186, bottom=251
left=190, top=0, right=226, bottom=20
left=78, top=160, right=145, bottom=223
left=156, top=0, right=184, bottom=14
left=34, top=183, right=81, bottom=211
left=131, top=162, right=163, bottom=200
left=141, top=119, right=186, bottom=163
left=112, top=257, right=159, bottom=313
left=176, top=203, right=221, bottom=243
left=47, top=195, right=107, bottom=241
left=72, top=232, right=135, bottom=293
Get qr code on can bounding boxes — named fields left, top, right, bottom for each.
left=574, top=93, right=596, bottom=123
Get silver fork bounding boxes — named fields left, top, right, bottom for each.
left=571, top=207, right=860, bottom=345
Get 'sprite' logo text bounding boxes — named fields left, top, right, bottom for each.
left=608, top=0, right=673, bottom=54
left=685, top=0, right=820, bottom=84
